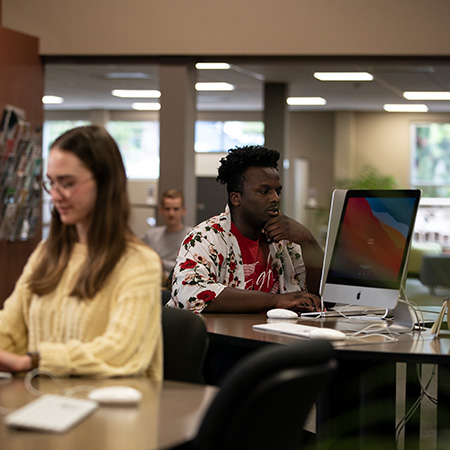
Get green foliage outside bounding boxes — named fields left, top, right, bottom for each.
left=335, top=165, right=398, bottom=190
left=312, top=165, right=399, bottom=244
left=43, top=120, right=89, bottom=158
left=414, top=123, right=450, bottom=198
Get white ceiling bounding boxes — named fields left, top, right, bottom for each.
left=43, top=57, right=450, bottom=113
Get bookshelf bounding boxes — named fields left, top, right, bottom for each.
left=0, top=18, right=44, bottom=306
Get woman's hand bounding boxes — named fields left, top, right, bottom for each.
left=0, top=349, right=33, bottom=372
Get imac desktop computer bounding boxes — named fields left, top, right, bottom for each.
left=318, top=189, right=421, bottom=330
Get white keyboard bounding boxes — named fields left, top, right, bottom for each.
left=253, top=322, right=346, bottom=340
left=5, top=394, right=99, bottom=433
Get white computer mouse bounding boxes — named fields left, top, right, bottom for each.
left=308, top=328, right=346, bottom=341
left=266, top=308, right=298, bottom=319
left=87, top=386, right=143, bottom=406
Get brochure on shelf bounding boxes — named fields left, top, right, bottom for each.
left=0, top=105, right=42, bottom=242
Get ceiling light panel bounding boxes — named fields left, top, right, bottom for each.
left=42, top=95, right=64, bottom=104
left=132, top=102, right=161, bottom=111
left=314, top=72, right=374, bottom=81
left=112, top=89, right=161, bottom=98
left=195, top=63, right=231, bottom=70
left=286, top=97, right=327, bottom=106
left=195, top=82, right=235, bottom=91
left=403, top=91, right=450, bottom=100
left=383, top=104, right=429, bottom=112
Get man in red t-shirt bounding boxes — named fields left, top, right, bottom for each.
left=176, top=146, right=324, bottom=314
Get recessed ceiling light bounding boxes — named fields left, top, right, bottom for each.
left=195, top=82, right=235, bottom=91
left=106, top=72, right=151, bottom=79
left=383, top=104, right=429, bottom=112
left=112, top=89, right=161, bottom=98
left=286, top=97, right=327, bottom=106
left=42, top=95, right=64, bottom=104
left=131, top=102, right=161, bottom=111
left=195, top=62, right=231, bottom=70
left=313, top=72, right=373, bottom=81
left=403, top=91, right=450, bottom=100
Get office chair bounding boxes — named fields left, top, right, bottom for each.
left=161, top=289, right=172, bottom=305
left=165, top=339, right=337, bottom=450
left=161, top=307, right=209, bottom=384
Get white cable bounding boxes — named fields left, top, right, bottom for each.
left=347, top=322, right=400, bottom=341
left=311, top=304, right=400, bottom=340
left=348, top=332, right=399, bottom=342
left=335, top=304, right=388, bottom=320
left=0, top=370, right=63, bottom=416
left=319, top=295, right=325, bottom=319
left=416, top=363, right=437, bottom=404
left=24, top=369, right=66, bottom=396
left=24, top=369, right=98, bottom=399
left=397, top=293, right=425, bottom=333
left=395, top=363, right=437, bottom=442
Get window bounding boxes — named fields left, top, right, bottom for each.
left=42, top=120, right=91, bottom=238
left=43, top=120, right=90, bottom=159
left=44, top=119, right=263, bottom=178
left=195, top=121, right=264, bottom=153
left=412, top=123, right=450, bottom=198
left=107, top=121, right=159, bottom=179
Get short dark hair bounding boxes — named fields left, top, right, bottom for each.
left=216, top=145, right=280, bottom=196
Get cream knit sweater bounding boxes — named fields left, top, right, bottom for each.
left=0, top=240, right=162, bottom=379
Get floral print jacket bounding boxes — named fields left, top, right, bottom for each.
left=167, top=206, right=307, bottom=313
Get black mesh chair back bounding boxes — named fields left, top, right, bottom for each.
left=192, top=340, right=337, bottom=450
left=161, top=289, right=172, bottom=305
left=162, top=307, right=209, bottom=384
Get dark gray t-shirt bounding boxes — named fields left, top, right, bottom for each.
left=142, top=225, right=192, bottom=276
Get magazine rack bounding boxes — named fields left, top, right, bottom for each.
left=0, top=106, right=42, bottom=242
left=0, top=22, right=43, bottom=305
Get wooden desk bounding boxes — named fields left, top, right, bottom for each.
left=0, top=377, right=218, bottom=450
left=202, top=313, right=450, bottom=450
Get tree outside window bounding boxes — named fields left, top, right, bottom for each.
left=413, top=123, right=450, bottom=198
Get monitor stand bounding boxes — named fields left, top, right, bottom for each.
left=386, top=248, right=415, bottom=334
left=387, top=298, right=414, bottom=333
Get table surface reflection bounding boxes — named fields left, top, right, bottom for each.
left=0, top=376, right=218, bottom=450
left=201, top=312, right=450, bottom=364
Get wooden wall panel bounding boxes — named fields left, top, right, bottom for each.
left=0, top=21, right=43, bottom=305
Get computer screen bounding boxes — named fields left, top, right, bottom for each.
left=321, top=189, right=421, bottom=310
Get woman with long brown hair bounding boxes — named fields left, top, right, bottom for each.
left=0, top=126, right=162, bottom=378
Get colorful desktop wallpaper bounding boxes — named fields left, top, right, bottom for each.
left=328, top=196, right=417, bottom=286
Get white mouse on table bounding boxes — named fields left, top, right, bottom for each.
left=266, top=308, right=298, bottom=319
left=87, top=386, right=142, bottom=406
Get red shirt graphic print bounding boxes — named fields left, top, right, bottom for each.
left=231, top=222, right=279, bottom=293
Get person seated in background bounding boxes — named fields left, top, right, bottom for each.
left=167, top=145, right=324, bottom=314
left=142, top=188, right=192, bottom=287
left=0, top=125, right=162, bottom=378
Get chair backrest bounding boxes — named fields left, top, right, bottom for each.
left=161, top=289, right=172, bottom=305
left=192, top=340, right=337, bottom=450
left=161, top=307, right=209, bottom=384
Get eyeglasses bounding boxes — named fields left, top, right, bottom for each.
left=42, top=177, right=93, bottom=196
